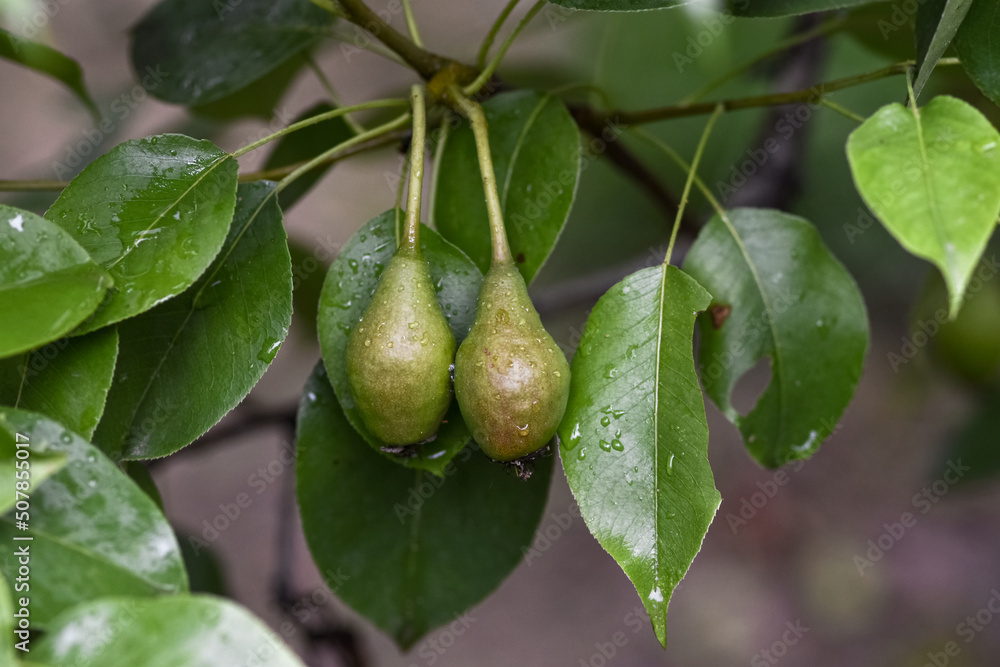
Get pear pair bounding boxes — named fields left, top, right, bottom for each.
left=345, top=86, right=570, bottom=462
left=346, top=248, right=570, bottom=462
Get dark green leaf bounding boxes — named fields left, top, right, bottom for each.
left=264, top=102, right=355, bottom=210
left=684, top=209, right=869, bottom=467
left=0, top=205, right=112, bottom=358
left=557, top=265, right=719, bottom=647
left=317, top=211, right=482, bottom=475
left=728, top=0, right=882, bottom=17
left=936, top=387, right=1000, bottom=488
left=844, top=4, right=916, bottom=61
left=288, top=240, right=331, bottom=339
left=0, top=408, right=188, bottom=627
left=914, top=0, right=972, bottom=99
left=46, top=134, right=238, bottom=333
left=92, top=182, right=292, bottom=460
left=190, top=56, right=307, bottom=121
left=0, top=328, right=119, bottom=439
left=847, top=96, right=1000, bottom=317
left=0, top=28, right=98, bottom=118
left=954, top=0, right=1000, bottom=106
left=433, top=90, right=580, bottom=283
left=178, top=535, right=228, bottom=596
left=297, top=362, right=552, bottom=649
left=33, top=595, right=304, bottom=666
left=131, top=0, right=334, bottom=106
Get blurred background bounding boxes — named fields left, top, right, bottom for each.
left=3, top=0, right=1000, bottom=664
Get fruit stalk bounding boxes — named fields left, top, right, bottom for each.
left=446, top=87, right=513, bottom=265
left=403, top=84, right=426, bottom=252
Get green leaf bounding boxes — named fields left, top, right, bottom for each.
left=264, top=102, right=355, bottom=210
left=914, top=0, right=973, bottom=99
left=0, top=328, right=119, bottom=439
left=288, top=240, right=330, bottom=339
left=847, top=96, right=1000, bottom=317
left=33, top=595, right=304, bottom=666
left=0, top=28, right=98, bottom=118
left=131, top=0, right=334, bottom=106
left=46, top=134, right=238, bottom=333
left=936, top=387, right=1000, bottom=488
left=954, top=0, right=1000, bottom=106
left=190, top=55, right=307, bottom=121
left=317, top=210, right=482, bottom=476
left=0, top=573, right=14, bottom=663
left=683, top=209, right=869, bottom=467
left=296, top=362, right=552, bottom=649
left=0, top=408, right=188, bottom=627
left=0, top=205, right=112, bottom=358
left=0, top=426, right=66, bottom=516
left=728, top=0, right=882, bottom=17
left=433, top=90, right=580, bottom=283
left=557, top=265, right=719, bottom=648
left=92, top=182, right=292, bottom=460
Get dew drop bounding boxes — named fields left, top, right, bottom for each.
left=599, top=439, right=612, bottom=451
left=601, top=416, right=611, bottom=427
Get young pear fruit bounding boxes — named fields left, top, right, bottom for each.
left=454, top=262, right=570, bottom=462
left=346, top=246, right=456, bottom=445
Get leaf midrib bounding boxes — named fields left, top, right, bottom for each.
left=116, top=189, right=276, bottom=458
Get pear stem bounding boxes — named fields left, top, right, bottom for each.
left=447, top=86, right=513, bottom=265
left=402, top=85, right=427, bottom=253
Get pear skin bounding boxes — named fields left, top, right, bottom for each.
left=346, top=247, right=456, bottom=445
left=455, top=262, right=570, bottom=461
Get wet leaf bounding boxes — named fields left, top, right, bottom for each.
left=0, top=328, right=119, bottom=439
left=847, top=96, right=1000, bottom=317
left=47, top=134, right=238, bottom=333
left=0, top=408, right=187, bottom=627
left=0, top=205, right=112, bottom=358
left=297, top=362, right=552, bottom=649
left=92, top=182, right=292, bottom=460
left=558, top=265, right=719, bottom=648
left=684, top=208, right=869, bottom=467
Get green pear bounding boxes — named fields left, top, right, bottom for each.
left=455, top=262, right=570, bottom=461
left=346, top=246, right=456, bottom=445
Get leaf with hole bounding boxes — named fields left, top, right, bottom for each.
left=557, top=265, right=719, bottom=647
left=433, top=90, right=580, bottom=283
left=33, top=595, right=304, bottom=666
left=0, top=408, right=188, bottom=627
left=296, top=362, right=553, bottom=649
left=92, top=182, right=292, bottom=460
left=683, top=208, right=869, bottom=467
left=47, top=134, right=238, bottom=333
left=847, top=96, right=1000, bottom=317
left=0, top=327, right=119, bottom=440
left=317, top=210, right=482, bottom=476
left=131, top=0, right=334, bottom=106
left=0, top=205, right=112, bottom=358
